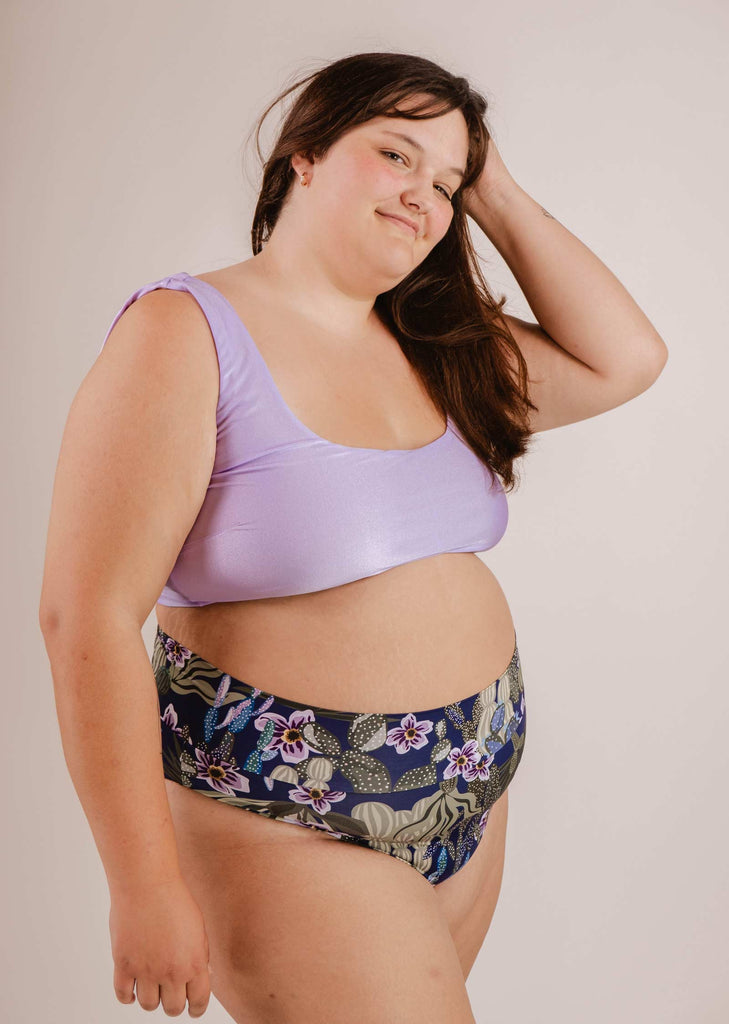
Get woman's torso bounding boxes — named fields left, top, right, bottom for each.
left=155, top=260, right=516, bottom=713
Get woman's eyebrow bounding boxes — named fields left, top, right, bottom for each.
left=379, top=129, right=465, bottom=180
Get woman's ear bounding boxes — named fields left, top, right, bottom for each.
left=290, top=152, right=315, bottom=182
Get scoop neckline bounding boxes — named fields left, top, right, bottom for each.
left=181, top=271, right=453, bottom=455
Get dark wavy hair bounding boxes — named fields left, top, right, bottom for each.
left=245, top=51, right=537, bottom=491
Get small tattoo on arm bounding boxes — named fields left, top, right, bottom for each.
left=540, top=207, right=556, bottom=220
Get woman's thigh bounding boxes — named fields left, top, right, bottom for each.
left=433, top=788, right=510, bottom=979
left=166, top=781, right=478, bottom=1024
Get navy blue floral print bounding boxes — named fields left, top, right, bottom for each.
left=153, top=625, right=527, bottom=885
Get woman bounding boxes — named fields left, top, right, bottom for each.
left=39, top=51, right=667, bottom=1023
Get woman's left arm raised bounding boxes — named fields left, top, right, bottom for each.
left=464, top=140, right=669, bottom=433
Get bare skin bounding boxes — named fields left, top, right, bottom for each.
left=156, top=258, right=517, bottom=715
left=155, top=99, right=515, bottom=1015
left=43, top=69, right=666, bottom=1014
left=156, top=257, right=516, bottom=999
left=164, top=782, right=508, bottom=1023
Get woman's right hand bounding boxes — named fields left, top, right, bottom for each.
left=109, top=876, right=213, bottom=1018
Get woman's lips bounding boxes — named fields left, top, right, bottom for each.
left=377, top=212, right=418, bottom=237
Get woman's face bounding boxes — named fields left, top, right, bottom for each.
left=289, top=98, right=471, bottom=291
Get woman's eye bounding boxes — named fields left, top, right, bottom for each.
left=381, top=152, right=452, bottom=201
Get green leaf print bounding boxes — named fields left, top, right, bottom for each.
left=347, top=713, right=388, bottom=752
left=393, top=763, right=438, bottom=792
left=430, top=737, right=452, bottom=764
left=301, top=720, right=343, bottom=756
left=338, top=750, right=392, bottom=793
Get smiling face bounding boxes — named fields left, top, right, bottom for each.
left=281, top=94, right=471, bottom=294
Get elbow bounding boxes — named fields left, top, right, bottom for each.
left=652, top=338, right=669, bottom=374
left=39, top=603, right=60, bottom=637
left=650, top=332, right=669, bottom=369
left=638, top=336, right=669, bottom=388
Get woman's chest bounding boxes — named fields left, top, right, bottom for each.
left=197, top=268, right=447, bottom=451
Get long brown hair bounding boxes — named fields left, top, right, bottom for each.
left=246, top=51, right=537, bottom=491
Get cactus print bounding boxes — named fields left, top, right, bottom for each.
left=153, top=625, right=527, bottom=885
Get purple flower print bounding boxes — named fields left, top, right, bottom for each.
left=478, top=807, right=491, bottom=837
left=193, top=747, right=251, bottom=796
left=443, top=739, right=482, bottom=779
left=163, top=637, right=192, bottom=667
left=288, top=781, right=347, bottom=814
left=462, top=749, right=495, bottom=783
left=160, top=702, right=193, bottom=746
left=385, top=713, right=434, bottom=753
left=254, top=708, right=318, bottom=763
left=161, top=702, right=182, bottom=733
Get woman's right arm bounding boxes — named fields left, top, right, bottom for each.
left=38, top=286, right=221, bottom=1014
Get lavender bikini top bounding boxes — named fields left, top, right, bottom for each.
left=99, top=271, right=508, bottom=606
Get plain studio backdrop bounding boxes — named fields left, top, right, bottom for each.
left=3, top=1, right=727, bottom=1021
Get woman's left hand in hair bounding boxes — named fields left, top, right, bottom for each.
left=462, top=137, right=517, bottom=215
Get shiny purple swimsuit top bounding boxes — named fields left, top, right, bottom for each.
left=99, top=272, right=508, bottom=606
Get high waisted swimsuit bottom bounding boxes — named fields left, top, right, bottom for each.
left=153, top=626, right=527, bottom=886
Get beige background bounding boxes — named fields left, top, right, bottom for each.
left=4, top=0, right=727, bottom=1020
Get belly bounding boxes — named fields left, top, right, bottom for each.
left=155, top=552, right=515, bottom=713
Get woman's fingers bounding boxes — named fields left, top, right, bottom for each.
left=186, top=967, right=213, bottom=1018
left=134, top=976, right=162, bottom=1012
left=112, top=968, right=212, bottom=1017
left=112, top=964, right=136, bottom=1004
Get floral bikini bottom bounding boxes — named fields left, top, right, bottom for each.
left=153, top=625, right=527, bottom=886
